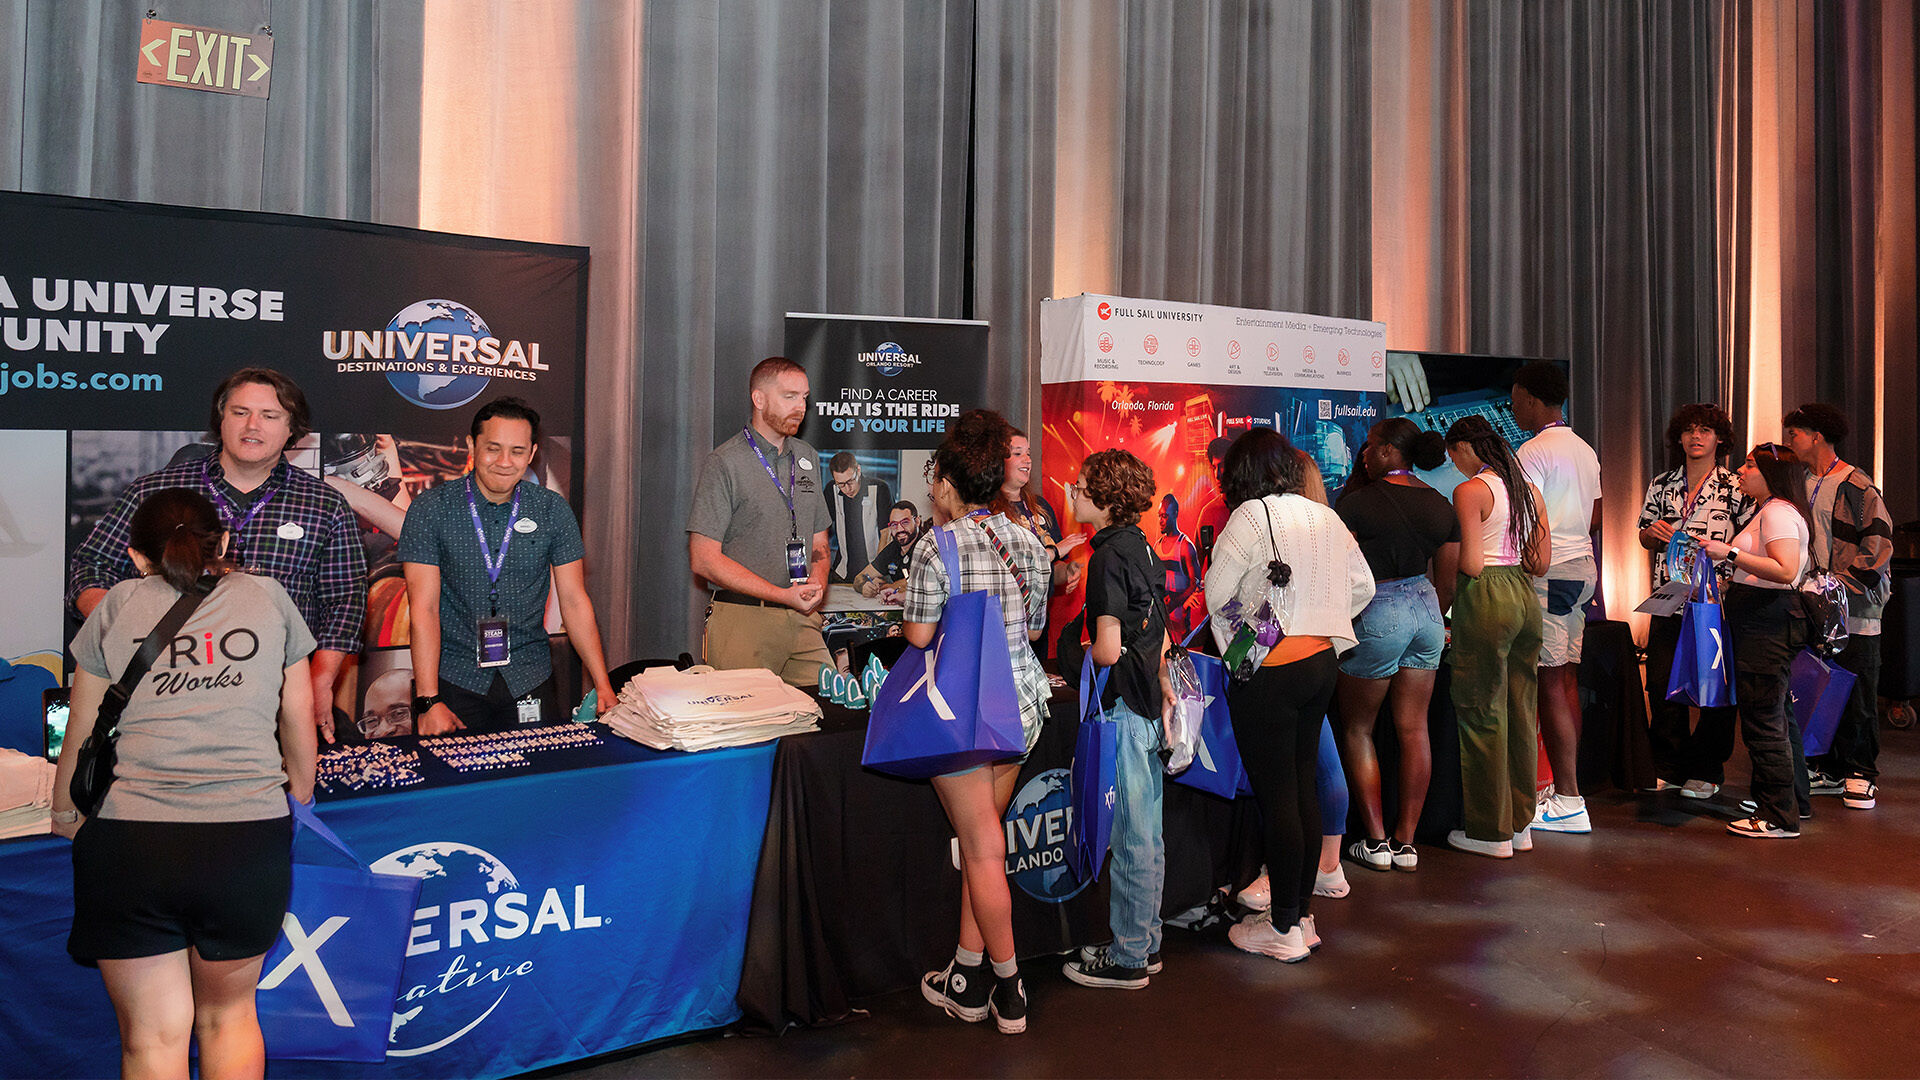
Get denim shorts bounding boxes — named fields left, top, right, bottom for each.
left=1339, top=575, right=1445, bottom=679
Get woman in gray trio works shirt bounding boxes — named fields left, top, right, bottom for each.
left=52, top=487, right=317, bottom=1079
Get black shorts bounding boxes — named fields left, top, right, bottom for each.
left=68, top=815, right=292, bottom=965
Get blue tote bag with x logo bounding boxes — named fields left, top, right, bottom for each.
left=863, top=526, right=1025, bottom=778
left=256, top=797, right=423, bottom=1062
left=1667, top=549, right=1736, bottom=708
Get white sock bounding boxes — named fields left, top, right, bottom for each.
left=954, top=945, right=983, bottom=968
left=990, top=956, right=1018, bottom=979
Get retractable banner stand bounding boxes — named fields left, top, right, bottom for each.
left=1039, top=294, right=1386, bottom=648
left=0, top=192, right=588, bottom=749
left=785, top=313, right=992, bottom=668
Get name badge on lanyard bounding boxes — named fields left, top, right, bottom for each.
left=202, top=457, right=280, bottom=568
left=744, top=427, right=810, bottom=585
left=467, top=478, right=522, bottom=669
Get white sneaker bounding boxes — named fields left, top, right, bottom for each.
left=1447, top=830, right=1513, bottom=859
left=1228, top=913, right=1311, bottom=963
left=1237, top=872, right=1272, bottom=912
left=1532, top=792, right=1592, bottom=833
left=1313, top=864, right=1350, bottom=898
left=1300, top=913, right=1323, bottom=951
left=1511, top=827, right=1532, bottom=851
left=1679, top=780, right=1721, bottom=800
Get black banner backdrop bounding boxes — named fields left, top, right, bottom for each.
left=783, top=313, right=991, bottom=657
left=0, top=192, right=588, bottom=743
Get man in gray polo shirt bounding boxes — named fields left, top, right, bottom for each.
left=688, top=356, right=832, bottom=684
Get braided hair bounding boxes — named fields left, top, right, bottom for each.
left=1445, top=416, right=1540, bottom=558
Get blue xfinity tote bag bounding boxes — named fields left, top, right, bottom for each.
left=1667, top=549, right=1736, bottom=708
left=864, top=526, right=1025, bottom=778
left=256, top=797, right=423, bottom=1063
left=1066, top=653, right=1118, bottom=881
left=1170, top=624, right=1253, bottom=799
left=1791, top=649, right=1857, bottom=757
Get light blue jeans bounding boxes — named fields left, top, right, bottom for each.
left=1107, top=699, right=1165, bottom=969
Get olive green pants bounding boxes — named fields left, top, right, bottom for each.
left=1449, top=567, right=1544, bottom=842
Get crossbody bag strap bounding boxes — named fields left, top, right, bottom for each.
left=96, top=576, right=217, bottom=735
left=979, top=521, right=1032, bottom=609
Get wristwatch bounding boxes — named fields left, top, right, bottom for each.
left=51, top=808, right=80, bottom=825
left=413, top=694, right=442, bottom=716
left=1724, top=546, right=1741, bottom=565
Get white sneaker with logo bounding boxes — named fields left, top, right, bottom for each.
left=1843, top=777, right=1877, bottom=810
left=1531, top=792, right=1592, bottom=833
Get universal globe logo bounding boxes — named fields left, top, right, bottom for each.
left=371, top=841, right=604, bottom=1057
left=1003, top=768, right=1091, bottom=903
left=857, top=341, right=921, bottom=377
left=323, top=298, right=550, bottom=410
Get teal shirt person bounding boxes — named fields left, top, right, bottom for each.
left=397, top=477, right=584, bottom=698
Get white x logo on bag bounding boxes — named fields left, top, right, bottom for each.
left=900, top=632, right=956, bottom=721
left=259, top=914, right=355, bottom=1027
left=1194, top=733, right=1220, bottom=774
left=1709, top=628, right=1724, bottom=672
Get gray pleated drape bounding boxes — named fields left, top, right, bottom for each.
left=2, top=0, right=1909, bottom=664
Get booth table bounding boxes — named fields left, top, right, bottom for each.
left=735, top=688, right=1263, bottom=1032
left=0, top=729, right=776, bottom=1079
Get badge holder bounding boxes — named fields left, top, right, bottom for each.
left=786, top=539, right=810, bottom=585
left=477, top=617, right=511, bottom=668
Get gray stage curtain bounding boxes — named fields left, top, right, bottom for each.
left=1112, top=0, right=1373, bottom=320
left=6, top=0, right=421, bottom=221
left=634, top=0, right=976, bottom=656
left=1371, top=1, right=1722, bottom=614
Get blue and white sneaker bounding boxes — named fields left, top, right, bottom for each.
left=1531, top=792, right=1592, bottom=833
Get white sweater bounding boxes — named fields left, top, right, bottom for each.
left=1203, top=494, right=1375, bottom=659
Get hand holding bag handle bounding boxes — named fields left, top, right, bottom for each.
left=70, top=575, right=217, bottom=818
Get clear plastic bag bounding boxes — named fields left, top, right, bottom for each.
left=1216, top=589, right=1286, bottom=681
left=1163, top=648, right=1204, bottom=774
left=1800, top=570, right=1850, bottom=655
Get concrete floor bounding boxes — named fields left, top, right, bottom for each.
left=542, top=724, right=1920, bottom=1079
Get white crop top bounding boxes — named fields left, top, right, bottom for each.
left=1476, top=472, right=1522, bottom=567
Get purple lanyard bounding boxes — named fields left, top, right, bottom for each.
left=1383, top=469, right=1415, bottom=479
left=1810, top=459, right=1844, bottom=508
left=201, top=456, right=280, bottom=564
left=1677, top=470, right=1711, bottom=523
left=743, top=427, right=799, bottom=539
left=466, top=478, right=522, bottom=615
left=1539, top=420, right=1568, bottom=431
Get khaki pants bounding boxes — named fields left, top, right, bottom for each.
left=1450, top=567, right=1544, bottom=842
left=703, top=600, right=831, bottom=686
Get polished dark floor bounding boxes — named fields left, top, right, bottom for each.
left=553, top=724, right=1920, bottom=1079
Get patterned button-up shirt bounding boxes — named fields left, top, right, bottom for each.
left=1636, top=464, right=1756, bottom=589
left=904, top=513, right=1052, bottom=752
left=67, top=454, right=368, bottom=654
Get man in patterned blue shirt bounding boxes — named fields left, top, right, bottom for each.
left=399, top=397, right=616, bottom=734
left=68, top=368, right=367, bottom=743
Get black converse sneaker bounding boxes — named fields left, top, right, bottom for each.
left=1063, top=945, right=1148, bottom=989
left=990, top=972, right=1027, bottom=1034
left=921, top=960, right=990, bottom=1022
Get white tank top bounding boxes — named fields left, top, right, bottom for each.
left=1476, top=472, right=1522, bottom=566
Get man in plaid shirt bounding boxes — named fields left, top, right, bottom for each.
left=67, top=368, right=367, bottom=743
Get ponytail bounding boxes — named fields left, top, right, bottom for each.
left=128, top=488, right=226, bottom=593
left=1445, top=416, right=1540, bottom=557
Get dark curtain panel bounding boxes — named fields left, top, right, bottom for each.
left=633, top=0, right=976, bottom=657
left=1811, top=0, right=1881, bottom=456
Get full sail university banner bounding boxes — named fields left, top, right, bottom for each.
left=784, top=313, right=991, bottom=635
left=0, top=191, right=587, bottom=745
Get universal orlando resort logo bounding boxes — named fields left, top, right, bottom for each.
left=857, top=341, right=921, bottom=377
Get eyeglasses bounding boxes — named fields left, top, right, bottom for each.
left=1063, top=481, right=1081, bottom=500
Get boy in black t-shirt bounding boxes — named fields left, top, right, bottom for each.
left=1060, top=450, right=1172, bottom=990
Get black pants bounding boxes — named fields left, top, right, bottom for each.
left=442, top=673, right=558, bottom=732
left=1227, top=649, right=1338, bottom=930
left=1810, top=633, right=1883, bottom=781
left=1644, top=613, right=1739, bottom=785
left=1725, top=584, right=1809, bottom=830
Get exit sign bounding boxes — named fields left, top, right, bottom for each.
left=136, top=18, right=274, bottom=98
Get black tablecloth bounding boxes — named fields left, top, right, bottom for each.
left=737, top=621, right=1646, bottom=1032
left=736, top=687, right=1260, bottom=1032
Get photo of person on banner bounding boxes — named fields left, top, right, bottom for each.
left=826, top=452, right=893, bottom=584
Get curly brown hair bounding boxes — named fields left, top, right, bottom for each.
left=1078, top=449, right=1157, bottom=527
left=931, top=409, right=1013, bottom=506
